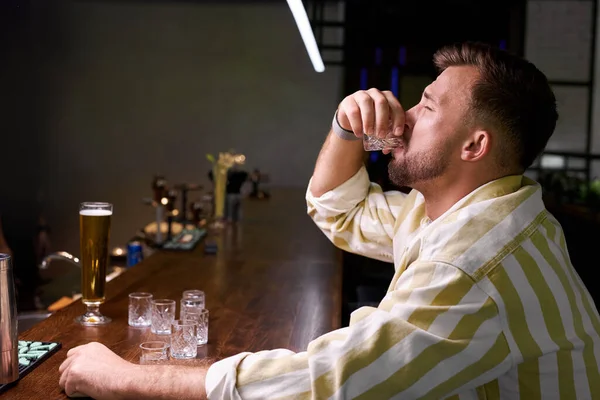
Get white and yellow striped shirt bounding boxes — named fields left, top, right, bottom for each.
left=206, top=166, right=600, bottom=399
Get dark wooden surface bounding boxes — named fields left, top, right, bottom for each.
left=8, top=189, right=341, bottom=399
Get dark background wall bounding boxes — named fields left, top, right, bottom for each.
left=1, top=0, right=343, bottom=254
left=3, top=0, right=600, bottom=312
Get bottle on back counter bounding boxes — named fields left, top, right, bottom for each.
left=127, top=241, right=144, bottom=267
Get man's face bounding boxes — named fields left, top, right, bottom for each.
left=389, top=66, right=479, bottom=188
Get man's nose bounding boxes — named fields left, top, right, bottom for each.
left=403, top=105, right=419, bottom=131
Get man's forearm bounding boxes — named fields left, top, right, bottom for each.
left=121, top=365, right=207, bottom=400
left=309, top=131, right=365, bottom=198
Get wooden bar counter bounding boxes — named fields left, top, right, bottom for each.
left=9, top=189, right=342, bottom=399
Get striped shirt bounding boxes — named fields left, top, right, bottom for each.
left=206, top=166, right=600, bottom=399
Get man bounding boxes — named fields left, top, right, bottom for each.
left=208, top=166, right=250, bottom=222
left=59, top=42, right=600, bottom=399
left=225, top=166, right=249, bottom=222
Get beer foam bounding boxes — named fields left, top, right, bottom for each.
left=80, top=209, right=112, bottom=216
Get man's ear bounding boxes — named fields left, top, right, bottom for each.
left=461, top=130, right=491, bottom=162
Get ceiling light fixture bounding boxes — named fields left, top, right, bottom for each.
left=286, top=0, right=325, bottom=73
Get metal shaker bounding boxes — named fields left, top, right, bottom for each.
left=0, top=253, right=18, bottom=384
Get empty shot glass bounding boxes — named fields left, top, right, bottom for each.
left=170, top=320, right=197, bottom=359
left=139, top=341, right=168, bottom=365
left=182, top=308, right=209, bottom=345
left=128, top=292, right=153, bottom=327
left=151, top=299, right=176, bottom=335
left=182, top=289, right=205, bottom=299
left=182, top=290, right=205, bottom=308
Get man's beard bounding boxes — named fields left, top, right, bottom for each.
left=388, top=144, right=451, bottom=188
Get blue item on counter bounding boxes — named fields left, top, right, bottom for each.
left=127, top=241, right=144, bottom=267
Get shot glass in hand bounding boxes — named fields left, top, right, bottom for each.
left=170, top=320, right=197, bottom=359
left=151, top=299, right=176, bottom=335
left=362, top=134, right=402, bottom=152
left=362, top=117, right=403, bottom=151
left=128, top=292, right=153, bottom=327
left=139, top=341, right=168, bottom=365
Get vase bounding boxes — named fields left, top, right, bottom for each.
left=211, top=164, right=229, bottom=228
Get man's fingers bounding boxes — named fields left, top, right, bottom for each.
left=67, top=345, right=85, bottom=358
left=341, top=97, right=364, bottom=137
left=59, top=364, right=69, bottom=390
left=367, top=89, right=390, bottom=138
left=337, top=89, right=406, bottom=139
left=354, top=91, right=375, bottom=136
left=382, top=90, right=406, bottom=136
left=59, top=355, right=75, bottom=374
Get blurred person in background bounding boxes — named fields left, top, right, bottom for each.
left=0, top=210, right=49, bottom=311
left=225, top=165, right=248, bottom=223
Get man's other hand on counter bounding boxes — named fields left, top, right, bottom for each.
left=58, top=342, right=210, bottom=399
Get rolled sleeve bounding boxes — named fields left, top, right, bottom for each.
left=206, top=353, right=250, bottom=400
left=306, top=166, right=407, bottom=261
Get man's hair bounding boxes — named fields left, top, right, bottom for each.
left=433, top=42, right=558, bottom=172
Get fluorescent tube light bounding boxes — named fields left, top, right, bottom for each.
left=286, top=0, right=325, bottom=73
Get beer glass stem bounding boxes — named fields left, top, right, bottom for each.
left=84, top=303, right=100, bottom=319
left=76, top=302, right=111, bottom=325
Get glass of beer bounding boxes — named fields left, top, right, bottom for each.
left=75, top=202, right=113, bottom=325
